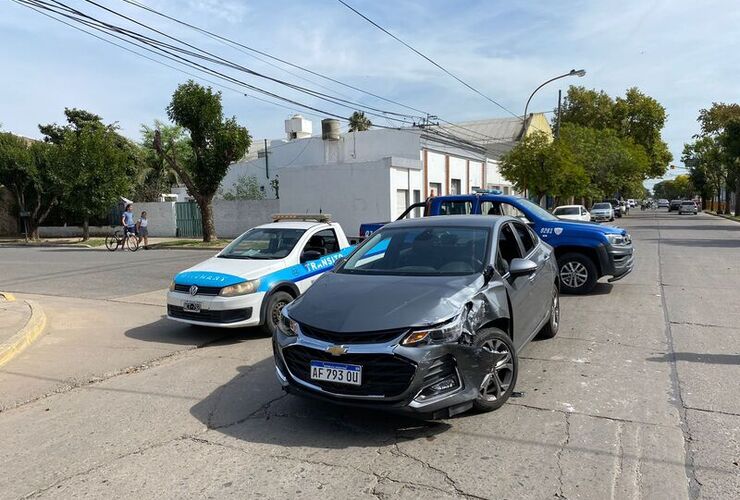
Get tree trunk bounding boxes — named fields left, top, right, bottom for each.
left=82, top=217, right=90, bottom=241
left=724, top=183, right=732, bottom=215
left=735, top=175, right=740, bottom=217
left=198, top=197, right=217, bottom=242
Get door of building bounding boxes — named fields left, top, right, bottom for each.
left=176, top=201, right=203, bottom=238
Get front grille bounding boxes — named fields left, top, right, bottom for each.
left=173, top=284, right=222, bottom=296
left=299, top=323, right=408, bottom=344
left=168, top=305, right=252, bottom=324
left=283, top=345, right=416, bottom=397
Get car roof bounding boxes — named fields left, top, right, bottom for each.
left=554, top=205, right=583, bottom=209
left=384, top=214, right=511, bottom=230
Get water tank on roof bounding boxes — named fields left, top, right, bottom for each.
left=285, top=114, right=312, bottom=140
left=321, top=118, right=341, bottom=141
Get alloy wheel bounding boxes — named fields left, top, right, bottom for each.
left=479, top=339, right=514, bottom=402
left=560, top=261, right=588, bottom=289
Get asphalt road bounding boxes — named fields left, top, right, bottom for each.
left=0, top=211, right=737, bottom=499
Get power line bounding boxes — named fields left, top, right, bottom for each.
left=336, top=0, right=520, bottom=119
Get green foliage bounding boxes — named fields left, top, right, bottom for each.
left=221, top=175, right=265, bottom=200
left=135, top=120, right=190, bottom=201
left=652, top=175, right=695, bottom=200
left=348, top=111, right=372, bottom=132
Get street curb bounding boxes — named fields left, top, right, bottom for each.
left=148, top=245, right=227, bottom=251
left=0, top=243, right=93, bottom=249
left=0, top=300, right=48, bottom=368
left=0, top=292, right=16, bottom=302
left=706, top=211, right=740, bottom=224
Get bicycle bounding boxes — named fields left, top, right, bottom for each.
left=105, top=227, right=140, bottom=252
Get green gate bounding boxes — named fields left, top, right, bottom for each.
left=175, top=201, right=202, bottom=238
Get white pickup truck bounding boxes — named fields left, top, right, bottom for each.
left=167, top=214, right=353, bottom=334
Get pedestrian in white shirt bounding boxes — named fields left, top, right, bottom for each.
left=137, top=211, right=150, bottom=249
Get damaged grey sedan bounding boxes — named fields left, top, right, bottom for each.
left=273, top=215, right=559, bottom=418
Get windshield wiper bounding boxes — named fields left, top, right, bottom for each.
left=217, top=254, right=252, bottom=259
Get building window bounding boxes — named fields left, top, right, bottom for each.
left=412, top=190, right=421, bottom=217
left=450, top=179, right=461, bottom=195
left=396, top=189, right=409, bottom=217
left=429, top=182, right=442, bottom=197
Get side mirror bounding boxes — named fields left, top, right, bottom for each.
left=509, top=258, right=537, bottom=277
left=300, top=250, right=322, bottom=263
left=482, top=264, right=495, bottom=284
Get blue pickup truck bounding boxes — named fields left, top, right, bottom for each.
left=359, top=194, right=634, bottom=294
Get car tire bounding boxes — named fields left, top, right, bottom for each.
left=261, top=291, right=294, bottom=336
left=473, top=328, right=518, bottom=412
left=609, top=217, right=614, bottom=222
left=537, top=284, right=560, bottom=339
left=557, top=253, right=598, bottom=294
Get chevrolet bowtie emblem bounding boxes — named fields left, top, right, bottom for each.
left=326, top=345, right=348, bottom=356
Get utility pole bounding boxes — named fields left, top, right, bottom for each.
left=556, top=89, right=562, bottom=139
left=264, top=139, right=270, bottom=179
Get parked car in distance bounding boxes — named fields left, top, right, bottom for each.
left=603, top=199, right=623, bottom=218
left=590, top=202, right=615, bottom=222
left=669, top=200, right=682, bottom=212
left=166, top=214, right=353, bottom=333
left=678, top=200, right=698, bottom=215
left=657, top=199, right=670, bottom=208
left=552, top=205, right=590, bottom=222
left=274, top=215, right=559, bottom=418
left=627, top=199, right=636, bottom=207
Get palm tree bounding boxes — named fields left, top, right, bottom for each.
left=348, top=111, right=372, bottom=132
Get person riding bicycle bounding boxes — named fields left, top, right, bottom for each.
left=121, top=204, right=137, bottom=238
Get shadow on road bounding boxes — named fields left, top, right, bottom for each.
left=125, top=316, right=266, bottom=346
left=647, top=352, right=740, bottom=365
left=587, top=282, right=614, bottom=295
left=190, top=357, right=451, bottom=449
left=658, top=238, right=740, bottom=248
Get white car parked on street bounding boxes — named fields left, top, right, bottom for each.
left=552, top=204, right=591, bottom=222
left=167, top=215, right=353, bottom=333
left=589, top=202, right=615, bottom=222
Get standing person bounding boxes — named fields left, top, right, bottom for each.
left=137, top=211, right=150, bottom=249
left=121, top=204, right=136, bottom=241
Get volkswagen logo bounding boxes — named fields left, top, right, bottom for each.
left=189, top=285, right=198, bottom=296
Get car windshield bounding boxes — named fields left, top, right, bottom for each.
left=515, top=198, right=558, bottom=221
left=218, top=228, right=305, bottom=260
left=340, top=226, right=490, bottom=276
left=592, top=203, right=611, bottom=209
left=554, top=207, right=579, bottom=215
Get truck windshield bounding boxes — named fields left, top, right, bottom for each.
left=340, top=226, right=489, bottom=276
left=219, top=228, right=305, bottom=260
left=516, top=199, right=558, bottom=221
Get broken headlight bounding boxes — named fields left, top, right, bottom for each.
left=402, top=309, right=468, bottom=346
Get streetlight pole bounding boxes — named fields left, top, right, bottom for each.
left=523, top=69, right=586, bottom=121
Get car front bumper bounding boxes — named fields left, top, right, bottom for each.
left=596, top=243, right=635, bottom=282
left=273, top=326, right=500, bottom=418
left=166, top=290, right=265, bottom=328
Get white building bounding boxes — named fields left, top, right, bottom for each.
left=221, top=114, right=551, bottom=235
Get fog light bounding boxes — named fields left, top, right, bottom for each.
left=430, top=377, right=457, bottom=392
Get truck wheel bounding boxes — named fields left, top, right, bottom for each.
left=261, top=291, right=294, bottom=336
left=473, top=328, right=518, bottom=412
left=557, top=253, right=597, bottom=294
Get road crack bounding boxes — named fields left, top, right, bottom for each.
left=554, top=412, right=571, bottom=499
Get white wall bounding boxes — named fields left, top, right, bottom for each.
left=485, top=159, right=515, bottom=192
left=213, top=199, right=280, bottom=238
left=279, top=159, right=391, bottom=237
left=427, top=151, right=446, bottom=196
left=136, top=202, right=177, bottom=237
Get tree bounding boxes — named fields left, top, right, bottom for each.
left=39, top=108, right=136, bottom=240
left=0, top=133, right=62, bottom=240
left=721, top=119, right=740, bottom=216
left=348, top=111, right=372, bottom=132
left=221, top=175, right=265, bottom=200
left=135, top=121, right=190, bottom=201
left=156, top=81, right=251, bottom=241
left=653, top=175, right=695, bottom=200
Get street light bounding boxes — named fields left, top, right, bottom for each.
left=523, top=69, right=586, bottom=120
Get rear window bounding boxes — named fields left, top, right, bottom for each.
left=592, top=203, right=611, bottom=209
left=681, top=201, right=695, bottom=205
left=553, top=207, right=579, bottom=215
left=437, top=201, right=473, bottom=215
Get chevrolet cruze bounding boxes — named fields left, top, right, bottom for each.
left=273, top=215, right=560, bottom=418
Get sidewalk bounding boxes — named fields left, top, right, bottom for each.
left=0, top=236, right=230, bottom=250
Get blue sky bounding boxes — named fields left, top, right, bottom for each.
left=1, top=0, right=738, bottom=188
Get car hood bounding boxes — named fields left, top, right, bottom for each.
left=287, top=272, right=483, bottom=332
left=174, top=256, right=286, bottom=285
left=552, top=218, right=625, bottom=236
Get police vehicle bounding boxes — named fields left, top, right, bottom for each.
left=360, top=192, right=634, bottom=294
left=167, top=214, right=353, bottom=333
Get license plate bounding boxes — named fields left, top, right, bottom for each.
left=310, top=360, right=362, bottom=386
left=183, top=301, right=201, bottom=313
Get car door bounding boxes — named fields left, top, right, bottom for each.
left=494, top=222, right=535, bottom=349
left=513, top=221, right=554, bottom=329
left=296, top=227, right=341, bottom=292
